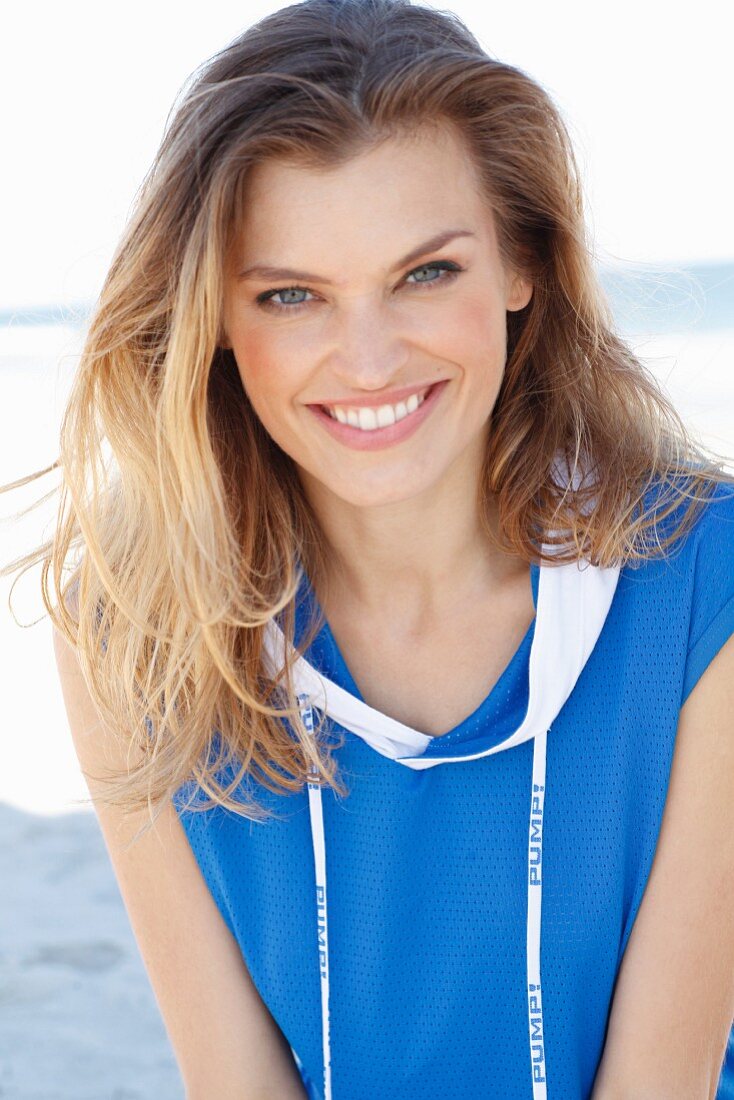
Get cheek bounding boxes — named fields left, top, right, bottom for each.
left=229, top=324, right=299, bottom=415
left=423, top=295, right=507, bottom=371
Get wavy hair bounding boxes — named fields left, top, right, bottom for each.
left=3, top=0, right=734, bottom=834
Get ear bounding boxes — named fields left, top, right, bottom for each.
left=506, top=272, right=533, bottom=313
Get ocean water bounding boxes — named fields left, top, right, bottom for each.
left=600, top=258, right=734, bottom=334
left=0, top=267, right=733, bottom=815
left=1, top=267, right=733, bottom=573
left=1, top=260, right=732, bottom=511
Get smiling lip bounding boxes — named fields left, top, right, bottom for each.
left=306, top=379, right=449, bottom=451
left=310, top=380, right=439, bottom=409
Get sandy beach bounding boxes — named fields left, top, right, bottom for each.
left=1, top=316, right=732, bottom=1097
left=0, top=802, right=183, bottom=1098
left=0, top=323, right=183, bottom=1097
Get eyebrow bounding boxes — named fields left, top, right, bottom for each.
left=236, top=228, right=476, bottom=284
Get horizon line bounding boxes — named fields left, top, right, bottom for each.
left=0, top=257, right=732, bottom=329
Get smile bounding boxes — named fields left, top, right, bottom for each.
left=306, top=380, right=449, bottom=452
left=321, top=386, right=430, bottom=431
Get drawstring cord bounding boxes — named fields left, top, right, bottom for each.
left=299, top=692, right=333, bottom=1100
left=298, top=689, right=549, bottom=1100
left=528, top=727, right=548, bottom=1098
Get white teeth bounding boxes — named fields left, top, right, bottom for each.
left=323, top=387, right=430, bottom=431
left=359, top=406, right=378, bottom=430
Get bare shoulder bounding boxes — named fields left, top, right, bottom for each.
left=51, top=625, right=308, bottom=1099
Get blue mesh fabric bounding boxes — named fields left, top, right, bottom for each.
left=173, top=480, right=734, bottom=1098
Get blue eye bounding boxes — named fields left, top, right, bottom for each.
left=255, top=258, right=463, bottom=313
left=258, top=285, right=314, bottom=308
left=405, top=261, right=461, bottom=285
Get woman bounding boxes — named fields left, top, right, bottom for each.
left=6, top=0, right=734, bottom=1096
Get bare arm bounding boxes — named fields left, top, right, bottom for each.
left=53, top=624, right=308, bottom=1100
left=590, top=632, right=734, bottom=1100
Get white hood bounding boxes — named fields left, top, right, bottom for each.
left=261, top=544, right=620, bottom=1100
left=263, top=548, right=619, bottom=768
left=261, top=454, right=622, bottom=1098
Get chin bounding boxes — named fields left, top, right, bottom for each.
left=326, top=474, right=439, bottom=509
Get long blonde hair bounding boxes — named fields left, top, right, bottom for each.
left=3, top=0, right=733, bottom=832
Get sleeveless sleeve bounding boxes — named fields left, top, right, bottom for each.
left=681, top=481, right=734, bottom=709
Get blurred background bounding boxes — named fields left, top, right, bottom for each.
left=1, top=1, right=733, bottom=1096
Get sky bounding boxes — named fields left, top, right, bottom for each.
left=1, top=0, right=731, bottom=311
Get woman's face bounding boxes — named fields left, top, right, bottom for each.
left=222, top=123, right=532, bottom=509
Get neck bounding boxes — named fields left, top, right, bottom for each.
left=296, top=437, right=524, bottom=625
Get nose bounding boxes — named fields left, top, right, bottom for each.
left=323, top=296, right=411, bottom=390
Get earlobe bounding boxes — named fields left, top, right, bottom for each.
left=507, top=275, right=533, bottom=313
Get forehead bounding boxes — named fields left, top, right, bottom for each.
left=235, top=122, right=491, bottom=255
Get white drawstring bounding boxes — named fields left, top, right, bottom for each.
left=528, top=727, right=548, bottom=1099
left=299, top=692, right=333, bottom=1100
left=299, top=685, right=551, bottom=1100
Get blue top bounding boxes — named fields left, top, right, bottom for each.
left=173, top=478, right=734, bottom=1099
